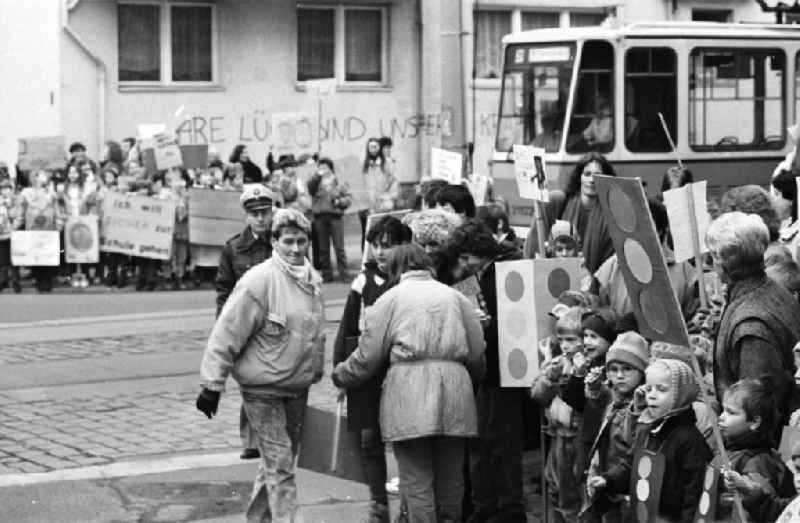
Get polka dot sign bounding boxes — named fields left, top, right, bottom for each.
left=631, top=450, right=665, bottom=523
left=494, top=258, right=584, bottom=387
left=694, top=465, right=719, bottom=523
left=594, top=175, right=690, bottom=346
left=64, top=216, right=99, bottom=264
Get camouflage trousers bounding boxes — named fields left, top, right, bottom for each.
left=242, top=391, right=308, bottom=523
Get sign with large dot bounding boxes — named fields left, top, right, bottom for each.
left=547, top=268, right=571, bottom=298
left=594, top=175, right=691, bottom=347
left=64, top=215, right=99, bottom=264
left=504, top=271, right=524, bottom=302
left=507, top=348, right=528, bottom=380
left=631, top=450, right=665, bottom=523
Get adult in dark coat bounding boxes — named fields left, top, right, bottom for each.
left=707, top=211, right=800, bottom=425
left=214, top=184, right=277, bottom=458
left=450, top=219, right=527, bottom=523
left=227, top=144, right=263, bottom=184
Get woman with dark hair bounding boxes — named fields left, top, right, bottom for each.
left=358, top=137, right=399, bottom=247
left=333, top=243, right=486, bottom=522
left=333, top=216, right=412, bottom=523
left=773, top=170, right=800, bottom=263
left=228, top=144, right=263, bottom=184
left=660, top=166, right=694, bottom=193
left=559, top=152, right=616, bottom=273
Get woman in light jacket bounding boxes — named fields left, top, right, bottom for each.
left=333, top=243, right=486, bottom=523
left=358, top=137, right=399, bottom=247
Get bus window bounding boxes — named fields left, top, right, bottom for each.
left=495, top=43, right=575, bottom=153
left=566, top=40, right=614, bottom=154
left=689, top=48, right=785, bottom=151
left=625, top=47, right=677, bottom=152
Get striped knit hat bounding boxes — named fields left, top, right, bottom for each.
left=648, top=358, right=699, bottom=412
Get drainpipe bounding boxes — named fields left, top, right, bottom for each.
left=62, top=0, right=107, bottom=157
left=416, top=0, right=424, bottom=181
left=460, top=0, right=473, bottom=173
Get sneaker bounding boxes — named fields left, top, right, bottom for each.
left=385, top=476, right=400, bottom=495
left=240, top=448, right=260, bottom=460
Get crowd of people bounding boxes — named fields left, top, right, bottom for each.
left=0, top=135, right=401, bottom=292
left=193, top=147, right=800, bottom=523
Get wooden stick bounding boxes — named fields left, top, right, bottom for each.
left=330, top=397, right=343, bottom=472
left=657, top=112, right=683, bottom=169
left=534, top=201, right=547, bottom=259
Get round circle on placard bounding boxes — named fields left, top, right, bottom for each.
left=636, top=479, right=650, bottom=501
left=547, top=268, right=571, bottom=298
left=508, top=348, right=528, bottom=380
left=703, top=466, right=715, bottom=489
left=505, top=309, right=527, bottom=339
left=636, top=502, right=648, bottom=523
left=504, top=271, right=525, bottom=302
left=623, top=239, right=652, bottom=284
left=639, top=287, right=669, bottom=333
left=608, top=186, right=637, bottom=233
left=699, top=492, right=710, bottom=515
left=637, top=455, right=652, bottom=478
left=69, top=223, right=93, bottom=251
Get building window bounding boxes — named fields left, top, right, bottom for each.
left=521, top=11, right=559, bottom=31
left=118, top=1, right=216, bottom=84
left=691, top=9, right=732, bottom=22
left=689, top=48, right=785, bottom=151
left=297, top=5, right=388, bottom=85
left=625, top=47, right=677, bottom=152
left=475, top=10, right=511, bottom=79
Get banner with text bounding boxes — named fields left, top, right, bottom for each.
left=101, top=193, right=176, bottom=260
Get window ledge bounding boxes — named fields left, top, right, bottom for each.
left=118, top=84, right=225, bottom=93
left=294, top=82, right=393, bottom=93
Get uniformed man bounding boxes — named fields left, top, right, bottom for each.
left=214, top=184, right=279, bottom=459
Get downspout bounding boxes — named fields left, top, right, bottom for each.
left=459, top=0, right=473, bottom=173
left=62, top=0, right=107, bottom=157
left=416, top=0, right=424, bottom=180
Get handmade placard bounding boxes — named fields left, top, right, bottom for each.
left=431, top=148, right=463, bottom=185
left=512, top=145, right=550, bottom=202
left=297, top=405, right=365, bottom=483
left=662, top=181, right=710, bottom=263
left=100, top=192, right=175, bottom=260
left=495, top=257, right=583, bottom=387
left=630, top=450, right=665, bottom=523
left=188, top=188, right=243, bottom=247
left=152, top=132, right=183, bottom=170
left=65, top=215, right=99, bottom=264
left=694, top=465, right=720, bottom=523
left=17, top=136, right=66, bottom=172
left=179, top=144, right=209, bottom=171
left=595, top=175, right=690, bottom=346
left=11, top=231, right=60, bottom=266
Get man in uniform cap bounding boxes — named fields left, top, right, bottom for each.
left=215, top=183, right=279, bottom=459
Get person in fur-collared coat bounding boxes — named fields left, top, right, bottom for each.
left=333, top=243, right=486, bottom=523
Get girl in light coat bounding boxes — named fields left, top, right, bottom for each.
left=333, top=243, right=486, bottom=523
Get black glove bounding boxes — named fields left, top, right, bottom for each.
left=196, top=388, right=220, bottom=419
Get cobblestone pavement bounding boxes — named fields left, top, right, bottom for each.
left=0, top=328, right=339, bottom=476
left=0, top=330, right=209, bottom=365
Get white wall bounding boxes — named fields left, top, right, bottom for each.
left=0, top=0, right=62, bottom=174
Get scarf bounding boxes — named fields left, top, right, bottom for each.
left=272, top=252, right=320, bottom=295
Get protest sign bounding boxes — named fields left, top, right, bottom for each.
left=663, top=181, right=709, bottom=263
left=100, top=192, right=175, bottom=260
left=512, top=145, right=549, bottom=202
left=179, top=144, right=208, bottom=171
left=361, top=209, right=413, bottom=267
left=18, top=136, right=66, bottom=172
left=65, top=216, right=99, bottom=263
left=188, top=188, right=243, bottom=247
left=431, top=148, right=463, bottom=184
left=11, top=231, right=60, bottom=266
left=152, top=133, right=183, bottom=170
left=298, top=404, right=365, bottom=483
left=494, top=257, right=583, bottom=387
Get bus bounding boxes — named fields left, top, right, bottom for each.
left=492, top=21, right=800, bottom=227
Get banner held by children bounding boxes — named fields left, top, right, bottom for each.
left=11, top=230, right=60, bottom=266
left=100, top=192, right=176, bottom=260
left=65, top=215, right=99, bottom=264
left=430, top=148, right=463, bottom=185
left=18, top=136, right=67, bottom=172
left=512, top=145, right=550, bottom=202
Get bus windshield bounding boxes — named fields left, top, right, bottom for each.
left=495, top=43, right=575, bottom=153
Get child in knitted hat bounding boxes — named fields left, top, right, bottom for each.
left=581, top=331, right=649, bottom=520
left=531, top=305, right=587, bottom=521
left=405, top=208, right=462, bottom=284
left=588, top=358, right=713, bottom=522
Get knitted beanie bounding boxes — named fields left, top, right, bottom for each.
left=555, top=306, right=584, bottom=335
left=582, top=308, right=617, bottom=345
left=605, top=331, right=650, bottom=373
left=407, top=209, right=462, bottom=246
left=649, top=358, right=699, bottom=411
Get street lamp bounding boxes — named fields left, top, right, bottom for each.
left=756, top=0, right=800, bottom=24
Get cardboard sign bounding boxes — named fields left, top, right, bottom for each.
left=431, top=148, right=463, bottom=185
left=663, top=181, right=710, bottom=263
left=694, top=465, right=720, bottom=523
left=152, top=133, right=183, bottom=170
left=297, top=405, right=365, bottom=483
left=494, top=258, right=584, bottom=387
left=361, top=209, right=413, bottom=267
left=65, top=215, right=99, bottom=263
left=595, top=175, right=690, bottom=346
left=100, top=192, right=175, bottom=260
left=630, top=450, right=665, bottom=523
left=188, top=188, right=244, bottom=247
left=779, top=425, right=800, bottom=462
left=179, top=144, right=209, bottom=171
left=11, top=231, right=60, bottom=266
left=305, top=78, right=337, bottom=98
left=512, top=145, right=550, bottom=202
left=18, top=136, right=66, bottom=172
